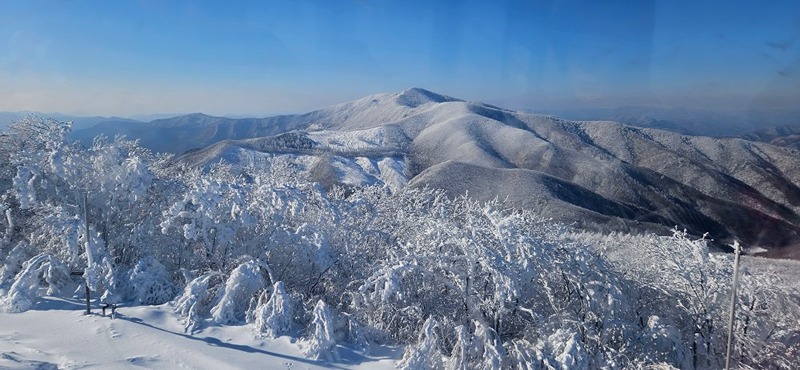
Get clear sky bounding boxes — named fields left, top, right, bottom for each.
left=1, top=0, right=798, bottom=117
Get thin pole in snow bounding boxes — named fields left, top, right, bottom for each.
left=84, top=192, right=91, bottom=315
left=725, top=240, right=742, bottom=370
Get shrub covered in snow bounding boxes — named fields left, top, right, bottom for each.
left=128, top=256, right=176, bottom=305
left=446, top=321, right=504, bottom=370
left=173, top=271, right=225, bottom=333
left=304, top=300, right=339, bottom=362
left=210, top=259, right=268, bottom=324
left=252, top=281, right=297, bottom=338
left=1, top=254, right=69, bottom=313
left=398, top=316, right=444, bottom=369
left=0, top=243, right=33, bottom=294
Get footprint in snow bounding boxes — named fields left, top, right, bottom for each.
left=108, top=327, right=120, bottom=339
left=126, top=355, right=162, bottom=368
left=107, top=322, right=121, bottom=339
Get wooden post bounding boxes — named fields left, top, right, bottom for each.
left=725, top=241, right=742, bottom=370
left=84, top=281, right=91, bottom=315
left=84, top=193, right=91, bottom=315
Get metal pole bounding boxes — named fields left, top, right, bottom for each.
left=84, top=193, right=91, bottom=315
left=725, top=241, right=742, bottom=370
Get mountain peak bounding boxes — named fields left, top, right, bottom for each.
left=394, top=87, right=461, bottom=108
left=184, top=112, right=213, bottom=118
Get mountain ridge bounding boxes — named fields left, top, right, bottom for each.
left=63, top=88, right=800, bottom=257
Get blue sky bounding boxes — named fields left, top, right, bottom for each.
left=0, top=0, right=798, bottom=116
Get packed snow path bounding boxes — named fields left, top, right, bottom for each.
left=0, top=297, right=400, bottom=369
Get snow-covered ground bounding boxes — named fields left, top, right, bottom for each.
left=0, top=297, right=400, bottom=370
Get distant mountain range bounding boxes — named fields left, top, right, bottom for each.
left=742, top=125, right=800, bottom=150
left=4, top=89, right=800, bottom=258
left=534, top=106, right=800, bottom=138
left=0, top=112, right=142, bottom=132
left=68, top=113, right=320, bottom=154
left=149, top=88, right=800, bottom=258
left=5, top=103, right=799, bottom=152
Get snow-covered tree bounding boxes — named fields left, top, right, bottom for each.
left=210, top=259, right=269, bottom=324
left=128, top=256, right=175, bottom=305
left=304, top=299, right=339, bottom=362
left=0, top=253, right=69, bottom=312
left=447, top=321, right=504, bottom=370
left=252, top=281, right=297, bottom=338
left=398, top=316, right=445, bottom=369
left=726, top=264, right=800, bottom=369
left=173, top=271, right=225, bottom=333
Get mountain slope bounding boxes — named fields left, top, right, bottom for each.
left=742, top=124, right=800, bottom=150
left=93, top=88, right=800, bottom=257
left=69, top=88, right=459, bottom=154
left=405, top=111, right=800, bottom=251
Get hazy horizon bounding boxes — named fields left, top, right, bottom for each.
left=1, top=1, right=799, bottom=117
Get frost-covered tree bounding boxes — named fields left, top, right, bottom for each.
left=252, top=281, right=297, bottom=338
left=726, top=264, right=800, bottom=369
left=128, top=256, right=176, bottom=305
left=447, top=321, right=504, bottom=370
left=160, top=167, right=249, bottom=270
left=304, top=299, right=339, bottom=362
left=0, top=117, right=175, bottom=306
left=567, top=228, right=800, bottom=369
left=210, top=259, right=270, bottom=324
left=173, top=271, right=225, bottom=333
left=398, top=316, right=445, bottom=369
left=0, top=253, right=70, bottom=312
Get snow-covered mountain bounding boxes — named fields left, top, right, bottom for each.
left=742, top=124, right=800, bottom=150
left=73, top=88, right=800, bottom=257
left=68, top=89, right=458, bottom=154
left=534, top=106, right=800, bottom=138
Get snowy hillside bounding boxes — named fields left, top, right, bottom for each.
left=162, top=88, right=800, bottom=257
left=0, top=297, right=399, bottom=369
